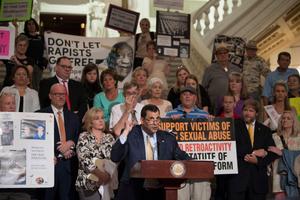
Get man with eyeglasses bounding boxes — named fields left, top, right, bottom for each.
left=111, top=104, right=190, bottom=200
left=39, top=56, right=87, bottom=122
left=37, top=83, right=80, bottom=200
left=166, top=86, right=212, bottom=200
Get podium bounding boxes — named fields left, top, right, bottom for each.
left=131, top=160, right=214, bottom=200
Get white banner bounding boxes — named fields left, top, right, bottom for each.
left=0, top=112, right=54, bottom=188
left=44, top=32, right=135, bottom=87
left=161, top=118, right=238, bottom=175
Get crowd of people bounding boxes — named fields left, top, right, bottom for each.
left=0, top=16, right=300, bottom=200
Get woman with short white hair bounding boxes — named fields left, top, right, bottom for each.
left=141, top=77, right=172, bottom=117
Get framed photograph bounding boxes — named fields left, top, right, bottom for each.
left=105, top=4, right=140, bottom=34
left=156, top=11, right=190, bottom=58
left=0, top=0, right=33, bottom=21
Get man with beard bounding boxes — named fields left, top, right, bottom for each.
left=227, top=99, right=278, bottom=200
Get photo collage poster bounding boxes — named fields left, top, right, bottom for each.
left=156, top=11, right=190, bottom=58
left=0, top=112, right=54, bottom=188
left=211, top=34, right=246, bottom=69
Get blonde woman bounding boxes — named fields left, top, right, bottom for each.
left=132, top=67, right=149, bottom=100
left=269, top=110, right=300, bottom=199
left=76, top=108, right=116, bottom=200
left=216, top=72, right=248, bottom=117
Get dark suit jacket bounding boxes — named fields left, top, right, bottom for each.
left=36, top=106, right=80, bottom=169
left=38, top=76, right=87, bottom=121
left=111, top=125, right=191, bottom=183
left=228, top=119, right=278, bottom=194
left=36, top=106, right=80, bottom=200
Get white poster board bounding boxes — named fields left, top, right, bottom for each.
left=161, top=118, right=238, bottom=175
left=0, top=112, right=54, bottom=188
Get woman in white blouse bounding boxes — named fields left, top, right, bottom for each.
left=1, top=65, right=40, bottom=112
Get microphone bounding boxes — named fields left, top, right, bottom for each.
left=166, top=129, right=176, bottom=137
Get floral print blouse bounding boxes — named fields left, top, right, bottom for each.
left=75, top=131, right=115, bottom=191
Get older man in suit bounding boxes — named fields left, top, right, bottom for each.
left=38, top=56, right=87, bottom=121
left=227, top=99, right=278, bottom=200
left=37, top=83, right=80, bottom=200
left=111, top=104, right=191, bottom=200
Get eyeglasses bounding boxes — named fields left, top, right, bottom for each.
left=126, top=91, right=139, bottom=96
left=51, top=93, right=66, bottom=97
left=145, top=117, right=161, bottom=124
left=59, top=64, right=73, bottom=70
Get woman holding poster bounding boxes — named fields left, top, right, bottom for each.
left=268, top=110, right=300, bottom=199
left=76, top=108, right=116, bottom=200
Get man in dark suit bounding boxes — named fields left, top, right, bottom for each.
left=111, top=104, right=191, bottom=200
left=37, top=83, right=80, bottom=200
left=227, top=99, right=278, bottom=200
left=39, top=56, right=87, bottom=121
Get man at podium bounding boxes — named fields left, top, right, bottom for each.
left=111, top=104, right=191, bottom=200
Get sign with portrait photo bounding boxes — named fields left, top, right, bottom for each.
left=156, top=11, right=190, bottom=58
left=44, top=32, right=135, bottom=88
left=0, top=112, right=54, bottom=188
left=212, top=35, right=246, bottom=68
left=105, top=4, right=140, bottom=34
left=160, top=118, right=238, bottom=175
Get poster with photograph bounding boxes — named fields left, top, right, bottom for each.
left=0, top=0, right=33, bottom=21
left=0, top=26, right=15, bottom=60
left=0, top=112, right=54, bottom=188
left=153, top=0, right=184, bottom=10
left=44, top=32, right=134, bottom=89
left=160, top=118, right=238, bottom=175
left=105, top=4, right=140, bottom=34
left=211, top=35, right=246, bottom=68
left=156, top=11, right=190, bottom=58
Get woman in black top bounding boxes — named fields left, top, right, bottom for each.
left=81, top=63, right=102, bottom=109
left=1, top=34, right=34, bottom=88
left=22, top=18, right=46, bottom=90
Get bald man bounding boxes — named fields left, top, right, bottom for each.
left=37, top=83, right=80, bottom=200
